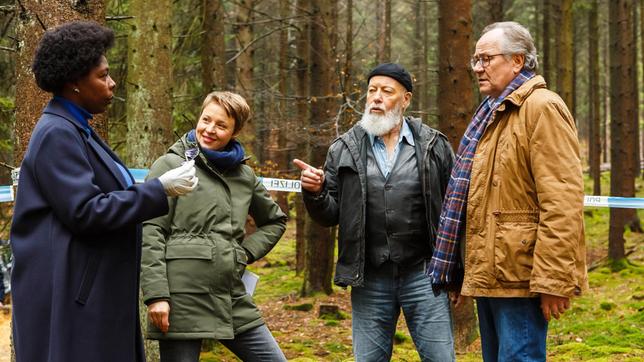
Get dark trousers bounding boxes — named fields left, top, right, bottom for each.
left=158, top=324, right=286, bottom=362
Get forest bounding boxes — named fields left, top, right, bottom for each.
left=0, top=0, right=642, bottom=361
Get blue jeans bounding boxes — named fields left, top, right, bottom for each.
left=351, top=261, right=455, bottom=362
left=158, top=324, right=287, bottom=362
left=476, top=297, right=548, bottom=362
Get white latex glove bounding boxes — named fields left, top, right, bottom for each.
left=157, top=160, right=199, bottom=197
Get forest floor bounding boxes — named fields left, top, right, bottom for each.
left=200, top=218, right=643, bottom=362
left=202, top=174, right=644, bottom=361
left=0, top=175, right=643, bottom=361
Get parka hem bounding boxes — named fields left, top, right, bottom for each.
left=146, top=317, right=265, bottom=341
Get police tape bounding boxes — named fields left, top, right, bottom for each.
left=582, top=195, right=644, bottom=209
left=0, top=186, right=10, bottom=203
left=127, top=169, right=302, bottom=193
left=2, top=171, right=644, bottom=208
left=0, top=168, right=303, bottom=203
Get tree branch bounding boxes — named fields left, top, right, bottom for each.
left=226, top=25, right=291, bottom=64
left=106, top=15, right=134, bottom=21
left=0, top=5, right=15, bottom=13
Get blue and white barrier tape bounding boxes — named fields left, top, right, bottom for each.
left=0, top=169, right=303, bottom=203
left=583, top=195, right=644, bottom=209
left=2, top=170, right=644, bottom=208
left=0, top=186, right=11, bottom=203
left=127, top=168, right=302, bottom=193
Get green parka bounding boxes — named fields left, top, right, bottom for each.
left=140, top=134, right=287, bottom=340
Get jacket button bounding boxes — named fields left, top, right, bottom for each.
left=492, top=180, right=499, bottom=186
left=521, top=239, right=527, bottom=245
left=384, top=184, right=392, bottom=190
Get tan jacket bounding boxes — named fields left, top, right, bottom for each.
left=461, top=75, right=588, bottom=298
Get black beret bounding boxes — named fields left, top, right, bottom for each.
left=367, top=63, right=413, bottom=92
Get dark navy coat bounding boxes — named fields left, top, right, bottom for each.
left=10, top=99, right=169, bottom=362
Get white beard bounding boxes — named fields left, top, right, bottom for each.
left=358, top=103, right=403, bottom=136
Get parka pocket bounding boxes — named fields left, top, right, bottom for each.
left=166, top=244, right=213, bottom=293
left=233, top=246, right=249, bottom=278
left=493, top=211, right=539, bottom=283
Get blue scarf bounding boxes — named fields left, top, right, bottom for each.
left=426, top=69, right=535, bottom=292
left=186, top=129, right=245, bottom=170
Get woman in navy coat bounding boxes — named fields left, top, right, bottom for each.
left=10, top=21, right=198, bottom=362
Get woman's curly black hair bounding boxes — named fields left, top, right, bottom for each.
left=32, top=21, right=114, bottom=93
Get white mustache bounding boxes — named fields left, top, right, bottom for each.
left=359, top=103, right=403, bottom=136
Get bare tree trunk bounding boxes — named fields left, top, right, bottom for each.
left=202, top=0, right=226, bottom=92
left=375, top=0, right=391, bottom=63
left=235, top=0, right=256, bottom=154
left=438, top=0, right=473, bottom=151
left=556, top=0, right=574, bottom=111
left=632, top=3, right=640, bottom=179
left=340, top=0, right=354, bottom=133
left=609, top=0, right=637, bottom=261
left=438, top=0, right=477, bottom=351
left=641, top=0, right=644, bottom=178
left=126, top=0, right=173, bottom=168
left=295, top=0, right=310, bottom=275
left=589, top=0, right=601, bottom=197
left=302, top=0, right=336, bottom=296
left=628, top=3, right=641, bottom=231
left=542, top=0, right=553, bottom=87
left=602, top=5, right=610, bottom=165
left=420, top=0, right=429, bottom=118
left=268, top=0, right=290, bottom=214
left=127, top=0, right=173, bottom=359
left=412, top=0, right=429, bottom=117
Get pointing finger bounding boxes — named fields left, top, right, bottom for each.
left=293, top=158, right=312, bottom=171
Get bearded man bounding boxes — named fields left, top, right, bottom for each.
left=293, top=63, right=455, bottom=361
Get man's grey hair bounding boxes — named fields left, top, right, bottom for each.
left=482, top=21, right=538, bottom=71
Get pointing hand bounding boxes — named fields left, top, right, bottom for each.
left=293, top=158, right=324, bottom=194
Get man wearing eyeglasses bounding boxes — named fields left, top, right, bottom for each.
left=427, top=21, right=587, bottom=361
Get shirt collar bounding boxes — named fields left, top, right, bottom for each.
left=53, top=96, right=94, bottom=137
left=368, top=118, right=415, bottom=147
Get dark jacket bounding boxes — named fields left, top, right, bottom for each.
left=141, top=134, right=287, bottom=340
left=302, top=117, right=454, bottom=287
left=10, top=99, right=169, bottom=362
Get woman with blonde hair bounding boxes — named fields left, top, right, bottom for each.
left=141, top=91, right=287, bottom=361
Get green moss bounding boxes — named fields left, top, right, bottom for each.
left=284, top=303, right=314, bottom=312
left=599, top=301, right=615, bottom=311
left=393, top=331, right=410, bottom=344
left=324, top=342, right=349, bottom=353
left=610, top=258, right=629, bottom=272
left=549, top=342, right=637, bottom=361
left=319, top=310, right=348, bottom=321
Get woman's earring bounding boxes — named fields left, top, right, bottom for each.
left=73, top=88, right=80, bottom=93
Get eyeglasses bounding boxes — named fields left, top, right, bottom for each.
left=470, top=53, right=506, bottom=69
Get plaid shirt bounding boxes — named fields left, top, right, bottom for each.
left=426, top=69, right=535, bottom=292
